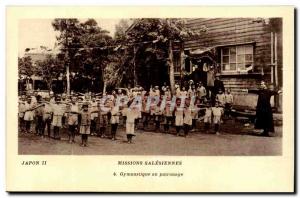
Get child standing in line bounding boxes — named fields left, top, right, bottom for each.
left=141, top=96, right=150, bottom=130
left=67, top=96, right=79, bottom=143
left=23, top=96, right=34, bottom=133
left=224, top=89, right=234, bottom=118
left=97, top=99, right=109, bottom=138
left=197, top=82, right=207, bottom=103
left=180, top=87, right=188, bottom=98
left=110, top=102, right=121, bottom=141
left=203, top=101, right=212, bottom=131
left=121, top=98, right=128, bottom=127
left=174, top=100, right=184, bottom=136
left=175, top=85, right=181, bottom=98
left=163, top=100, right=173, bottom=133
left=49, top=91, right=55, bottom=103
left=42, top=96, right=52, bottom=138
left=212, top=102, right=223, bottom=135
left=149, top=98, right=156, bottom=124
left=183, top=102, right=193, bottom=137
left=79, top=102, right=91, bottom=147
left=215, top=88, right=226, bottom=107
left=134, top=93, right=142, bottom=130
left=188, top=85, right=196, bottom=98
left=34, top=95, right=45, bottom=136
left=154, top=102, right=163, bottom=132
left=61, top=93, right=68, bottom=128
left=18, top=95, right=26, bottom=133
left=46, top=95, right=67, bottom=140
left=90, top=96, right=98, bottom=136
left=191, top=99, right=200, bottom=132
left=23, top=96, right=45, bottom=134
left=125, top=102, right=139, bottom=144
left=164, top=86, right=172, bottom=99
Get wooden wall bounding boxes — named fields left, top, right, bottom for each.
left=184, top=18, right=273, bottom=92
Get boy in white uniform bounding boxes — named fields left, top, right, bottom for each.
left=110, top=102, right=121, bottom=141
left=212, top=102, right=223, bottom=135
left=18, top=95, right=26, bottom=133
left=90, top=97, right=98, bottom=136
left=203, top=101, right=212, bottom=131
left=124, top=102, right=139, bottom=143
left=34, top=95, right=45, bottom=136
left=23, top=97, right=34, bottom=133
left=45, top=96, right=67, bottom=140
left=183, top=103, right=193, bottom=137
left=174, top=100, right=184, bottom=136
left=224, top=89, right=234, bottom=118
left=153, top=102, right=163, bottom=132
left=163, top=100, right=173, bottom=133
left=42, top=96, right=52, bottom=138
left=79, top=102, right=91, bottom=147
left=23, top=96, right=45, bottom=134
left=67, top=96, right=79, bottom=143
left=215, top=88, right=226, bottom=107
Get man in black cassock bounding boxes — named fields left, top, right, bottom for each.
left=249, top=81, right=281, bottom=137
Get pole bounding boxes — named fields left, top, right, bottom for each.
left=168, top=40, right=175, bottom=95
left=133, top=45, right=137, bottom=87
left=270, top=32, right=274, bottom=84
left=66, top=21, right=70, bottom=95
left=274, top=32, right=279, bottom=110
left=179, top=43, right=184, bottom=87
left=66, top=61, right=70, bottom=95
left=274, top=32, right=278, bottom=86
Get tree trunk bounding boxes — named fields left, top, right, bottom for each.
left=168, top=40, right=175, bottom=95
left=103, top=81, right=107, bottom=95
left=66, top=65, right=70, bottom=95
left=25, top=79, right=29, bottom=91
left=48, top=79, right=53, bottom=93
left=133, top=45, right=137, bottom=87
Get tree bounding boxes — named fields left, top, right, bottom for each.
left=18, top=56, right=34, bottom=79
left=79, top=19, right=114, bottom=93
left=35, top=55, right=64, bottom=91
left=52, top=18, right=82, bottom=95
left=114, top=19, right=131, bottom=41
left=52, top=18, right=114, bottom=93
left=123, top=18, right=206, bottom=94
left=18, top=56, right=34, bottom=91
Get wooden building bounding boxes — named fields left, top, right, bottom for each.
left=175, top=18, right=282, bottom=109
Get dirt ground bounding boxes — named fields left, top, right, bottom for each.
left=18, top=119, right=282, bottom=156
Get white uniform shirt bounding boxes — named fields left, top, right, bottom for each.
left=225, top=94, right=234, bottom=104
left=183, top=107, right=193, bottom=125
left=216, top=93, right=226, bottom=106
left=197, top=86, right=207, bottom=98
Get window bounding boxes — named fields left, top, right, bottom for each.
left=221, top=44, right=253, bottom=72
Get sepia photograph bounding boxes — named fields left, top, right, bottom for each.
left=18, top=17, right=283, bottom=156
left=6, top=6, right=294, bottom=192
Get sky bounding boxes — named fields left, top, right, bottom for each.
left=18, top=18, right=121, bottom=56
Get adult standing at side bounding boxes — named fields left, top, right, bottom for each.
left=249, top=81, right=282, bottom=137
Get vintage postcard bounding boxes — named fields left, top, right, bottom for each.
left=6, top=6, right=294, bottom=192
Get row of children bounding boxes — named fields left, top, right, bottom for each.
left=18, top=86, right=234, bottom=146
left=18, top=93, right=140, bottom=146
